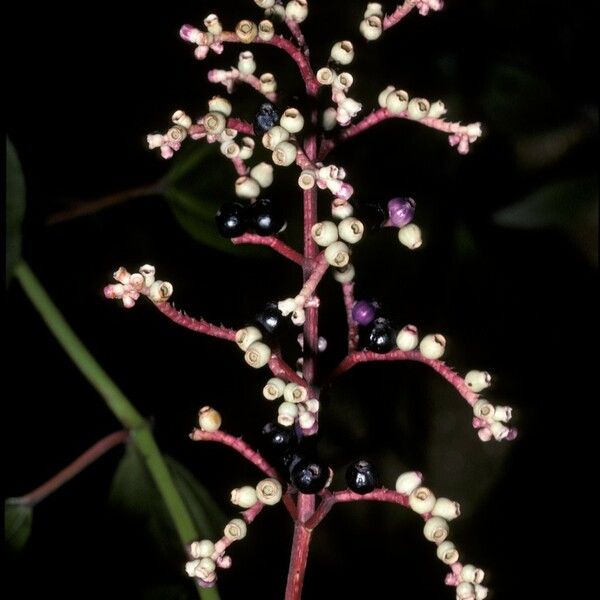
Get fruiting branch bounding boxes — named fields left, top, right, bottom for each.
left=232, top=233, right=304, bottom=266
left=156, top=302, right=237, bottom=342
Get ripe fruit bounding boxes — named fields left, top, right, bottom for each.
left=254, top=102, right=280, bottom=134
left=387, top=197, right=416, bottom=228
left=261, top=422, right=297, bottom=455
left=215, top=202, right=247, bottom=238
left=255, top=302, right=285, bottom=335
left=367, top=317, right=396, bottom=353
left=250, top=198, right=285, bottom=236
left=352, top=300, right=378, bottom=326
left=345, top=459, right=378, bottom=495
left=290, top=458, right=330, bottom=494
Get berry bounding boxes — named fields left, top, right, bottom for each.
left=345, top=459, right=378, bottom=495
left=255, top=302, right=285, bottom=335
left=387, top=197, right=416, bottom=228
left=251, top=198, right=285, bottom=236
left=215, top=202, right=247, bottom=238
left=353, top=201, right=387, bottom=231
left=290, top=458, right=330, bottom=494
left=254, top=102, right=280, bottom=134
left=261, top=422, right=297, bottom=456
left=352, top=300, right=378, bottom=326
left=367, top=318, right=396, bottom=353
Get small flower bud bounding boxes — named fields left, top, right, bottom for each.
left=244, top=341, right=272, bottom=368
left=398, top=223, right=423, bottom=249
left=291, top=307, right=306, bottom=325
left=256, top=478, right=283, bottom=505
left=259, top=72, right=277, bottom=94
left=172, top=110, right=192, bottom=129
left=284, top=383, right=308, bottom=404
left=305, top=398, right=320, bottom=413
left=311, top=221, right=339, bottom=246
left=237, top=51, right=257, bottom=75
left=409, top=486, right=436, bottom=514
left=477, top=427, right=493, bottom=442
left=128, top=273, right=144, bottom=291
left=407, top=97, right=431, bottom=121
left=239, top=137, right=255, bottom=159
left=262, top=126, right=290, bottom=150
left=149, top=281, right=173, bottom=303
left=185, top=559, right=201, bottom=578
left=263, top=377, right=286, bottom=401
left=235, top=20, right=258, bottom=43
left=236, top=326, right=263, bottom=351
left=395, top=471, right=423, bottom=495
left=428, top=100, right=447, bottom=119
left=360, top=16, right=383, bottom=41
left=325, top=241, right=351, bottom=267
left=378, top=85, right=396, bottom=108
left=197, top=557, right=216, bottom=578
left=332, top=263, right=356, bottom=283
left=423, top=516, right=450, bottom=543
left=220, top=141, right=240, bottom=158
left=474, top=584, right=489, bottom=600
left=231, top=485, right=258, bottom=508
left=278, top=297, right=298, bottom=316
left=322, top=107, right=338, bottom=131
left=338, top=217, right=364, bottom=244
left=334, top=72, right=354, bottom=91
left=254, top=0, right=275, bottom=8
left=203, top=111, right=227, bottom=135
left=432, top=498, right=461, bottom=521
left=456, top=582, right=476, bottom=600
left=473, top=399, right=495, bottom=421
left=396, top=325, right=419, bottom=351
left=198, top=406, right=222, bottom=432
left=278, top=401, right=299, bottom=426
left=224, top=518, right=247, bottom=540
left=280, top=108, right=304, bottom=133
left=235, top=176, right=261, bottom=199
left=436, top=540, right=459, bottom=564
left=250, top=162, right=274, bottom=188
left=460, top=565, right=485, bottom=584
left=494, top=406, right=512, bottom=422
left=465, top=370, right=492, bottom=393
left=204, top=14, right=222, bottom=35
left=166, top=126, right=187, bottom=143
left=420, top=334, right=446, bottom=359
left=317, top=67, right=335, bottom=85
left=364, top=3, right=383, bottom=18
left=147, top=133, right=164, bottom=149
left=258, top=19, right=275, bottom=41
left=340, top=97, right=362, bottom=119
left=490, top=421, right=509, bottom=441
left=299, top=411, right=316, bottom=429
left=219, top=128, right=238, bottom=142
left=139, top=264, right=156, bottom=287
left=285, top=0, right=308, bottom=23
left=266, top=4, right=286, bottom=19
left=272, top=141, right=297, bottom=166
left=298, top=170, right=316, bottom=190
left=190, top=539, right=215, bottom=559
left=330, top=41, right=354, bottom=65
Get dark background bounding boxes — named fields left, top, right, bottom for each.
left=5, top=1, right=597, bottom=598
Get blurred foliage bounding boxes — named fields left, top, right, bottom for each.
left=4, top=502, right=32, bottom=552
left=5, top=137, right=25, bottom=285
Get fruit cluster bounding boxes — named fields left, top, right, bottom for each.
left=216, top=198, right=286, bottom=238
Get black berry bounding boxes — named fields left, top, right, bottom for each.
left=251, top=198, right=285, bottom=236
left=215, top=202, right=247, bottom=238
left=345, top=459, right=378, bottom=495
left=256, top=302, right=285, bottom=335
left=254, top=102, right=280, bottom=134
left=367, top=317, right=396, bottom=353
left=261, top=422, right=297, bottom=456
left=290, top=458, right=330, bottom=494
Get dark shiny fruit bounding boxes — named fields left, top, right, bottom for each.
left=261, top=422, right=297, bottom=455
left=367, top=318, right=396, bottom=353
left=215, top=202, right=247, bottom=238
left=254, top=102, right=280, bottom=134
left=291, top=458, right=330, bottom=494
left=256, top=302, right=285, bottom=335
left=345, top=459, right=378, bottom=495
left=251, top=198, right=285, bottom=236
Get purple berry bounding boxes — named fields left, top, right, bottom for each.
left=352, top=300, right=377, bottom=326
left=387, top=197, right=416, bottom=228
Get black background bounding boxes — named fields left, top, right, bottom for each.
left=5, top=1, right=597, bottom=599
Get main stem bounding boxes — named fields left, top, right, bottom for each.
left=285, top=133, right=319, bottom=600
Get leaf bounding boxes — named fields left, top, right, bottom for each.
left=5, top=137, right=26, bottom=285
left=109, top=444, right=222, bottom=552
left=4, top=501, right=32, bottom=551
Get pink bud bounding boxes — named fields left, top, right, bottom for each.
left=194, top=45, right=209, bottom=60
left=180, top=24, right=200, bottom=43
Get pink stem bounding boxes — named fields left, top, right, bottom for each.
left=230, top=157, right=249, bottom=177
left=341, top=282, right=359, bottom=352
left=232, top=234, right=304, bottom=266
left=268, top=353, right=307, bottom=388
left=209, top=68, right=277, bottom=102
left=226, top=117, right=254, bottom=136
left=190, top=429, right=278, bottom=478
left=285, top=19, right=308, bottom=52
left=319, top=108, right=478, bottom=160
left=219, top=32, right=319, bottom=96
left=12, top=430, right=129, bottom=507
left=383, top=0, right=420, bottom=30
left=155, top=302, right=237, bottom=342
left=306, top=488, right=410, bottom=530
left=297, top=253, right=328, bottom=302
left=327, top=349, right=480, bottom=407
left=285, top=493, right=314, bottom=600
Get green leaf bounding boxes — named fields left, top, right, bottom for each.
left=110, top=444, right=222, bottom=552
left=4, top=501, right=32, bottom=551
left=6, top=137, right=26, bottom=285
